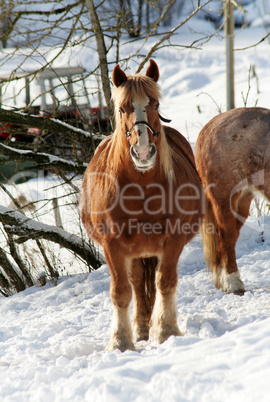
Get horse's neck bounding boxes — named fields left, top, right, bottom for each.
left=110, top=131, right=133, bottom=172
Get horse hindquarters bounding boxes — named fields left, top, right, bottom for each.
left=195, top=107, right=270, bottom=294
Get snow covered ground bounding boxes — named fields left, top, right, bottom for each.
left=1, top=220, right=270, bottom=401
left=1, top=4, right=270, bottom=401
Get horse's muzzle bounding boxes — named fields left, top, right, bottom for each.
left=130, top=143, right=157, bottom=171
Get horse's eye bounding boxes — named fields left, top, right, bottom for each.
left=154, top=103, right=159, bottom=111
left=120, top=107, right=125, bottom=114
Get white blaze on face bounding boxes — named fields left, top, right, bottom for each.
left=130, top=96, right=156, bottom=170
left=132, top=98, right=149, bottom=148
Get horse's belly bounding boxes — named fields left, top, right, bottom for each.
left=94, top=214, right=196, bottom=256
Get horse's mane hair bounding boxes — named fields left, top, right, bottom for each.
left=112, top=74, right=175, bottom=179
left=159, top=126, right=176, bottom=179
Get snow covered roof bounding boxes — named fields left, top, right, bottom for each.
left=0, top=66, right=85, bottom=81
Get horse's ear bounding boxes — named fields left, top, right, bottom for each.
left=145, top=59, right=159, bottom=82
left=112, top=64, right=128, bottom=87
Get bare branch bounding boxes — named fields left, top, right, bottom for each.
left=234, top=32, right=270, bottom=51
left=135, top=0, right=212, bottom=73
left=5, top=231, right=34, bottom=287
left=0, top=247, right=26, bottom=292
left=11, top=1, right=82, bottom=17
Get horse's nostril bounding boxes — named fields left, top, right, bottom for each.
left=148, top=144, right=156, bottom=159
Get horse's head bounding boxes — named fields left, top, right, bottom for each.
left=112, top=60, right=162, bottom=172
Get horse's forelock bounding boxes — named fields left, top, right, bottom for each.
left=113, top=74, right=161, bottom=111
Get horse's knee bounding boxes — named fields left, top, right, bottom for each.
left=156, top=269, right=178, bottom=295
left=110, top=281, right=132, bottom=308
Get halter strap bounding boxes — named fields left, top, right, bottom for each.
left=125, top=121, right=160, bottom=139
left=159, top=113, right=172, bottom=123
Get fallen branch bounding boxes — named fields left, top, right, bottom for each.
left=0, top=108, right=102, bottom=144
left=0, top=142, right=88, bottom=175
left=0, top=206, right=104, bottom=270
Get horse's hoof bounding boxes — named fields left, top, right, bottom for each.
left=133, top=325, right=149, bottom=342
left=233, top=289, right=245, bottom=296
left=106, top=337, right=136, bottom=352
left=134, top=333, right=149, bottom=342
left=215, top=270, right=245, bottom=295
left=150, top=325, right=182, bottom=344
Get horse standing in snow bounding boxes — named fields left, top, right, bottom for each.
left=80, top=60, right=203, bottom=351
left=195, top=107, right=270, bottom=295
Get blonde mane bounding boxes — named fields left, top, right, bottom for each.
left=112, top=74, right=174, bottom=179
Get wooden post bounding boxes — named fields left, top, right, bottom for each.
left=25, top=77, right=30, bottom=106
left=225, top=0, right=235, bottom=110
left=52, top=198, right=64, bottom=230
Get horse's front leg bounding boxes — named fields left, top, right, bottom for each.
left=149, top=252, right=182, bottom=344
left=104, top=248, right=135, bottom=352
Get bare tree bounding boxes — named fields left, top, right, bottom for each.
left=0, top=0, right=216, bottom=295
left=1, top=0, right=261, bottom=295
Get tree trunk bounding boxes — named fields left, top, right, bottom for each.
left=0, top=247, right=26, bottom=292
left=84, top=0, right=114, bottom=129
left=224, top=0, right=235, bottom=110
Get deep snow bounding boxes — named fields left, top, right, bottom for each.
left=1, top=220, right=270, bottom=402
left=1, top=3, right=270, bottom=401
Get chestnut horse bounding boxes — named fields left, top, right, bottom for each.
left=80, top=60, right=203, bottom=351
left=195, top=107, right=270, bottom=295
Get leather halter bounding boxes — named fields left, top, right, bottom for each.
left=123, top=115, right=171, bottom=140
left=158, top=113, right=172, bottom=124
left=124, top=121, right=159, bottom=139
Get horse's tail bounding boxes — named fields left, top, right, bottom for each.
left=201, top=198, right=218, bottom=273
left=142, top=257, right=157, bottom=313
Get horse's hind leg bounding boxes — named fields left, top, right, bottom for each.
left=213, top=192, right=253, bottom=295
left=104, top=248, right=135, bottom=352
left=214, top=219, right=245, bottom=295
left=130, top=258, right=152, bottom=342
left=149, top=250, right=181, bottom=344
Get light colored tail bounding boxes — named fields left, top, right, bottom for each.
left=201, top=198, right=218, bottom=273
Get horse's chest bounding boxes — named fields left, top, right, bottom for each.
left=104, top=185, right=179, bottom=244
left=115, top=184, right=169, bottom=217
